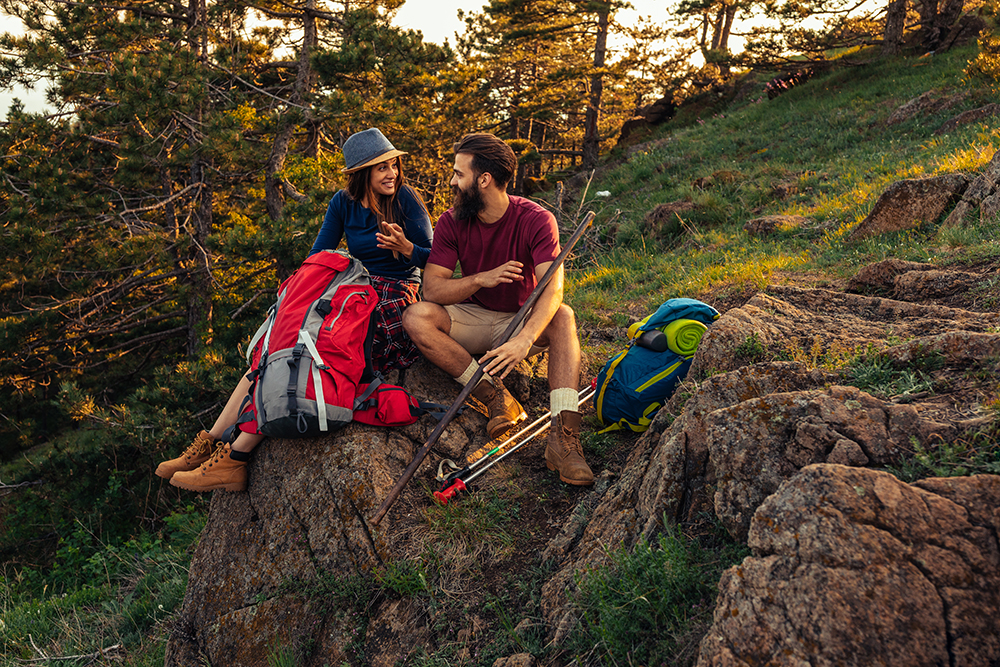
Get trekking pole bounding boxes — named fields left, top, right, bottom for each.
left=370, top=211, right=596, bottom=526
left=436, top=386, right=591, bottom=487
left=434, top=387, right=595, bottom=505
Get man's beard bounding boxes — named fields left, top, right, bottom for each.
left=452, top=183, right=485, bottom=221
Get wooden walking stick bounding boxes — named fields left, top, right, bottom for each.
left=370, top=211, right=595, bottom=525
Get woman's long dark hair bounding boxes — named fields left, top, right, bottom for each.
left=346, top=158, right=427, bottom=227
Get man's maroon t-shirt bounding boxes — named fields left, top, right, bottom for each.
left=428, top=196, right=560, bottom=313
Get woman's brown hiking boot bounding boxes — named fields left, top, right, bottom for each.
left=544, top=411, right=594, bottom=486
left=169, top=443, right=248, bottom=493
left=155, top=430, right=220, bottom=480
left=471, top=377, right=526, bottom=440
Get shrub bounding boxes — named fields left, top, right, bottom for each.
left=570, top=524, right=747, bottom=666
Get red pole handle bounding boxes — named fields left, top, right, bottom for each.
left=433, top=478, right=467, bottom=506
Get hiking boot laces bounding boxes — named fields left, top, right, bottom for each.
left=184, top=433, right=217, bottom=463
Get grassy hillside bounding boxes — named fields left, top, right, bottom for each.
left=2, top=38, right=999, bottom=666
left=566, top=42, right=997, bottom=333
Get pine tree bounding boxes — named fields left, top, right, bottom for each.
left=0, top=0, right=272, bottom=447
left=457, top=0, right=653, bottom=179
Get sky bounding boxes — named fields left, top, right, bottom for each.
left=0, top=0, right=668, bottom=116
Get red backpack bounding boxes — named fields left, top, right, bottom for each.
left=237, top=250, right=424, bottom=438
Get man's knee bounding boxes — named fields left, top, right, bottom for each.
left=550, top=304, right=577, bottom=333
left=403, top=301, right=450, bottom=337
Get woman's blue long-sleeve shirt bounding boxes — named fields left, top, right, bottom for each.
left=309, top=185, right=433, bottom=281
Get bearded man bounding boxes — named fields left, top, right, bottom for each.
left=402, top=133, right=593, bottom=486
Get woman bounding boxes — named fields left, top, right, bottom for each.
left=156, top=128, right=433, bottom=493
left=311, top=127, right=432, bottom=375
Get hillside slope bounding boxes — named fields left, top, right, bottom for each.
left=3, top=39, right=1000, bottom=667
left=167, top=46, right=1000, bottom=667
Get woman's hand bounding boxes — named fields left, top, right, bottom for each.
left=376, top=221, right=414, bottom=260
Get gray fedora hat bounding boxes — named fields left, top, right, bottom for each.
left=341, top=128, right=407, bottom=173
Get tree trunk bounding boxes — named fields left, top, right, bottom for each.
left=582, top=5, right=609, bottom=170
left=883, top=0, right=907, bottom=56
left=186, top=0, right=212, bottom=356
left=186, top=157, right=214, bottom=356
left=718, top=4, right=736, bottom=75
left=264, top=0, right=316, bottom=222
left=710, top=5, right=725, bottom=50
left=922, top=0, right=964, bottom=52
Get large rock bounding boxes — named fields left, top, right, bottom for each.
left=846, top=257, right=935, bottom=294
left=847, top=259, right=997, bottom=308
left=539, top=362, right=834, bottom=639
left=165, top=360, right=494, bottom=667
left=848, top=173, right=969, bottom=241
left=885, top=90, right=966, bottom=126
left=935, top=102, right=1000, bottom=135
left=707, top=385, right=953, bottom=540
left=688, top=285, right=1000, bottom=379
left=891, top=268, right=988, bottom=300
left=697, top=465, right=1000, bottom=666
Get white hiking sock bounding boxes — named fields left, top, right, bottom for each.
left=550, top=387, right=578, bottom=416
left=456, top=360, right=494, bottom=387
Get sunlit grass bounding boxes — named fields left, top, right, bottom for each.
left=565, top=43, right=996, bottom=331
left=934, top=137, right=1000, bottom=173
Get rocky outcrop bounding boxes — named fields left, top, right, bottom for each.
left=847, top=258, right=993, bottom=304
left=886, top=90, right=967, bottom=126
left=688, top=285, right=1000, bottom=379
left=538, top=283, right=1000, bottom=643
left=165, top=361, right=495, bottom=667
left=169, top=263, right=1000, bottom=666
left=697, top=465, right=1000, bottom=666
left=707, top=385, right=953, bottom=539
left=848, top=173, right=969, bottom=240
left=943, top=146, right=1000, bottom=227
left=935, top=102, right=1000, bottom=135
left=846, top=257, right=936, bottom=293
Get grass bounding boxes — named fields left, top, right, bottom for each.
left=569, top=522, right=749, bottom=666
left=0, top=505, right=204, bottom=666
left=889, top=419, right=1000, bottom=481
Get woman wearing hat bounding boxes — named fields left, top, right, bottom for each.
left=155, top=128, right=432, bottom=493
left=310, top=127, right=433, bottom=376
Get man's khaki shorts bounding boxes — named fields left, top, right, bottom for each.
left=444, top=303, right=548, bottom=357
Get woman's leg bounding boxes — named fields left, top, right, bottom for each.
left=210, top=371, right=264, bottom=454
left=207, top=373, right=253, bottom=441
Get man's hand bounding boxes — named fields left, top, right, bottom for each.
left=481, top=334, right=533, bottom=379
left=475, top=261, right=524, bottom=289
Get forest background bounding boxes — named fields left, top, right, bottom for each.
left=1, top=0, right=996, bottom=663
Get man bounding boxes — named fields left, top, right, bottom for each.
left=403, top=133, right=593, bottom=486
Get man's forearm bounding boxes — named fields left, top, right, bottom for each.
left=423, top=260, right=526, bottom=305
left=515, top=273, right=562, bottom=344
left=423, top=274, right=483, bottom=305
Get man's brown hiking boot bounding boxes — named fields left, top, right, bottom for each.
left=155, top=430, right=220, bottom=480
left=471, top=377, right=526, bottom=440
left=169, top=443, right=248, bottom=493
left=545, top=410, right=594, bottom=486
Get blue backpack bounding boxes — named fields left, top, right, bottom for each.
left=594, top=298, right=720, bottom=432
